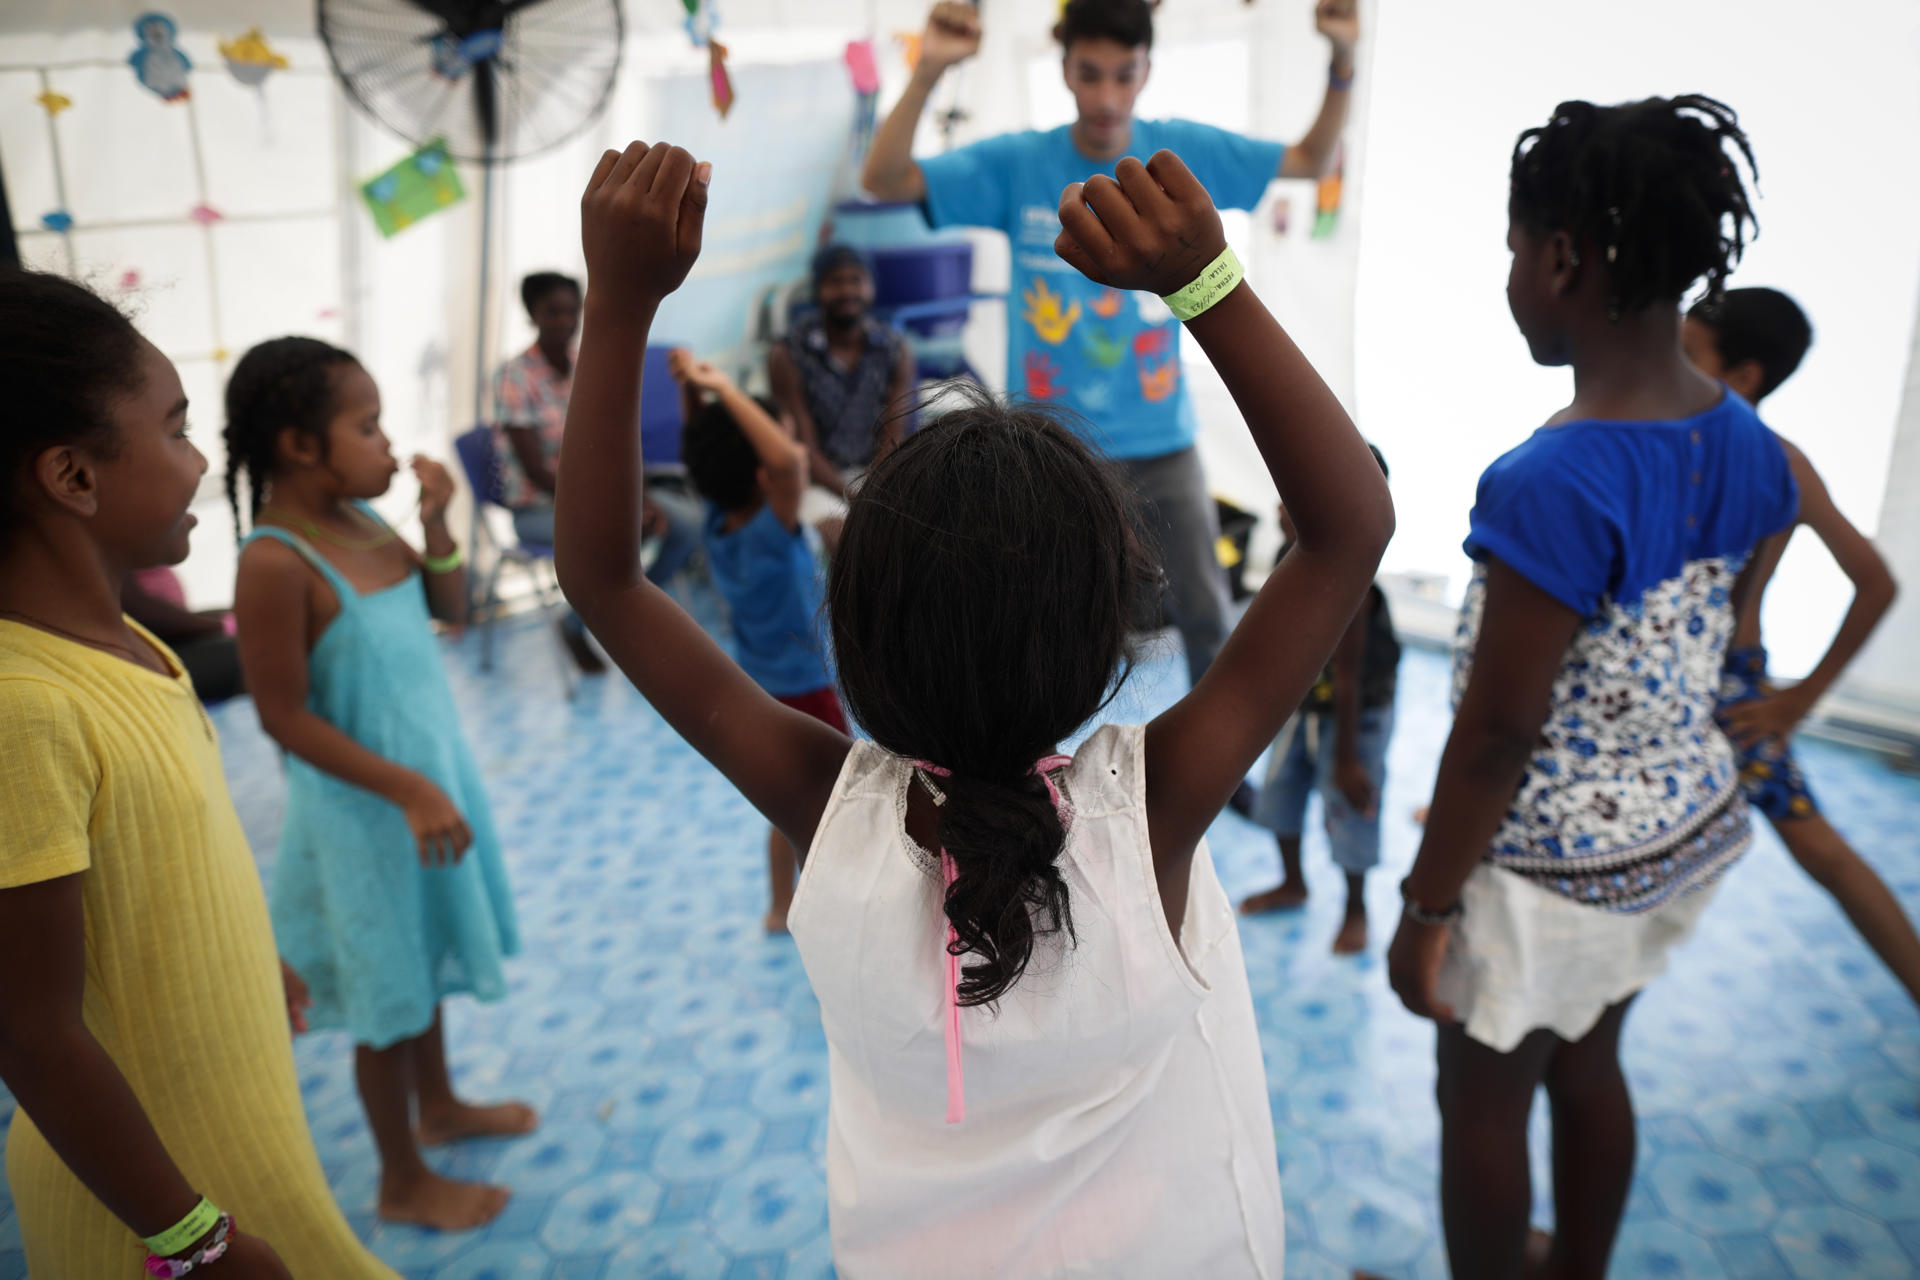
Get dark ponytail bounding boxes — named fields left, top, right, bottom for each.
left=223, top=336, right=358, bottom=537
left=829, top=384, right=1158, bottom=1007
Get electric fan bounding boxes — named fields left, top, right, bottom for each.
left=318, top=0, right=623, bottom=164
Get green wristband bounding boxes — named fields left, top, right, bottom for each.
left=144, top=1197, right=220, bottom=1257
left=423, top=547, right=465, bottom=574
left=1161, top=245, right=1245, bottom=323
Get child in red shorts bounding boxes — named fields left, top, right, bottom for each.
left=670, top=349, right=847, bottom=930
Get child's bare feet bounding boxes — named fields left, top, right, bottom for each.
left=1524, top=1227, right=1555, bottom=1278
left=378, top=1169, right=511, bottom=1231
left=1240, top=884, right=1309, bottom=914
left=764, top=909, right=789, bottom=934
left=1332, top=914, right=1368, bottom=954
left=416, top=1099, right=539, bottom=1147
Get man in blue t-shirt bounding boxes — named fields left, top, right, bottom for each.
left=862, top=0, right=1360, bottom=690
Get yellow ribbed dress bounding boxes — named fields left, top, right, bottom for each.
left=0, top=620, right=394, bottom=1278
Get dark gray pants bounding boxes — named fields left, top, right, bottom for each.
left=1120, top=446, right=1230, bottom=689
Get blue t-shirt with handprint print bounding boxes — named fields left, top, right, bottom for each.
left=920, top=120, right=1284, bottom=459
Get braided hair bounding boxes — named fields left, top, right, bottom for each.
left=223, top=337, right=358, bottom=537
left=828, top=383, right=1159, bottom=1008
left=1509, top=95, right=1758, bottom=319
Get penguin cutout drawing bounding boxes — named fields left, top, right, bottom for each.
left=130, top=12, right=192, bottom=102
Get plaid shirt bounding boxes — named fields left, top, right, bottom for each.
left=783, top=315, right=908, bottom=470
left=491, top=344, right=571, bottom=510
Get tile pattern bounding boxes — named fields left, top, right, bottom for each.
left=2, top=598, right=1917, bottom=1279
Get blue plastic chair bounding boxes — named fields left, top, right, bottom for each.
left=453, top=425, right=577, bottom=700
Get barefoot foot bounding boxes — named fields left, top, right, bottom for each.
left=416, top=1100, right=539, bottom=1147
left=1524, top=1227, right=1555, bottom=1279
left=1331, top=914, right=1369, bottom=955
left=378, top=1170, right=511, bottom=1231
left=1240, top=884, right=1309, bottom=915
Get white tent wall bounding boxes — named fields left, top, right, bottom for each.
left=1356, top=0, right=1920, bottom=688
left=1848, top=290, right=1920, bottom=716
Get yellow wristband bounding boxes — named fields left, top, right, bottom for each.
left=423, top=548, right=465, bottom=574
left=144, top=1197, right=220, bottom=1257
left=1161, top=245, right=1245, bottom=323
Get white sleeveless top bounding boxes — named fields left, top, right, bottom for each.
left=790, top=723, right=1285, bottom=1278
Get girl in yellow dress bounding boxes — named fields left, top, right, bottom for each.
left=0, top=268, right=394, bottom=1278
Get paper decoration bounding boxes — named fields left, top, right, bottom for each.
left=35, top=89, right=71, bottom=116
left=1311, top=144, right=1343, bottom=239
left=129, top=12, right=192, bottom=102
left=844, top=40, right=880, bottom=95
left=219, top=28, right=288, bottom=88
left=359, top=140, right=466, bottom=238
left=680, top=1, right=733, bottom=119
left=1270, top=196, right=1292, bottom=236
left=40, top=210, right=73, bottom=233
left=118, top=269, right=142, bottom=289
left=895, top=31, right=923, bottom=72
left=189, top=203, right=223, bottom=227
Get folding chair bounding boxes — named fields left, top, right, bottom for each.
left=452, top=425, right=578, bottom=700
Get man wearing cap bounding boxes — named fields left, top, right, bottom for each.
left=769, top=244, right=918, bottom=525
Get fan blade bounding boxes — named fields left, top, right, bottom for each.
left=473, top=56, right=500, bottom=154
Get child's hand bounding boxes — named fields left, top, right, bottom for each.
left=581, top=141, right=710, bottom=312
left=1054, top=151, right=1226, bottom=298
left=280, top=958, right=313, bottom=1035
left=1333, top=757, right=1379, bottom=819
left=1718, top=688, right=1812, bottom=750
left=668, top=347, right=730, bottom=392
left=412, top=455, right=457, bottom=522
left=396, top=773, right=474, bottom=867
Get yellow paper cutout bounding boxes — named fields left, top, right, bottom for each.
left=219, top=27, right=289, bottom=87
left=35, top=89, right=72, bottom=116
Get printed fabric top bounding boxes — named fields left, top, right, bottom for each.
left=1452, top=392, right=1798, bottom=912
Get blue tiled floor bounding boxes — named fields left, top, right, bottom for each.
left=3, top=595, right=1919, bottom=1279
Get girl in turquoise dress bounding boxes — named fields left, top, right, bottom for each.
left=227, top=337, right=532, bottom=1234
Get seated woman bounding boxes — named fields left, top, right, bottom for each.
left=494, top=270, right=703, bottom=673
left=768, top=245, right=917, bottom=527
left=121, top=565, right=244, bottom=703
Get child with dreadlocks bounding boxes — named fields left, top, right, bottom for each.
left=1683, top=288, right=1918, bottom=1015
left=226, top=338, right=533, bottom=1233
left=1384, top=97, right=1798, bottom=1280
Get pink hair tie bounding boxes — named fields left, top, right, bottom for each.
left=911, top=754, right=1073, bottom=1126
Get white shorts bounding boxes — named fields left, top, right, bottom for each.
left=1435, top=862, right=1726, bottom=1053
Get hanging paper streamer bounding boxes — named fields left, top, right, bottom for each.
left=895, top=31, right=923, bottom=73
left=189, top=203, right=224, bottom=227
left=708, top=42, right=735, bottom=119
left=35, top=88, right=72, bottom=116
left=218, top=28, right=288, bottom=88
left=359, top=139, right=466, bottom=238
left=1311, top=143, right=1343, bottom=239
left=129, top=12, right=192, bottom=102
left=844, top=40, right=879, bottom=162
left=681, top=0, right=734, bottom=120
left=40, top=210, right=73, bottom=233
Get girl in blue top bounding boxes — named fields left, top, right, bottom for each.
left=227, top=339, right=532, bottom=1234
left=1386, top=98, right=1799, bottom=1280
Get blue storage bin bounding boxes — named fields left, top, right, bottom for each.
left=870, top=242, right=973, bottom=308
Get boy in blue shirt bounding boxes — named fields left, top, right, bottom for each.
left=1684, top=287, right=1917, bottom=1015
left=861, top=0, right=1359, bottom=708
left=669, top=350, right=847, bottom=933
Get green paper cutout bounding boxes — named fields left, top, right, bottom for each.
left=359, top=140, right=466, bottom=238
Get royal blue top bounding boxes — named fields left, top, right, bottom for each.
left=704, top=503, right=832, bottom=698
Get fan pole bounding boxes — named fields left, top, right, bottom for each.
left=473, top=157, right=496, bottom=444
